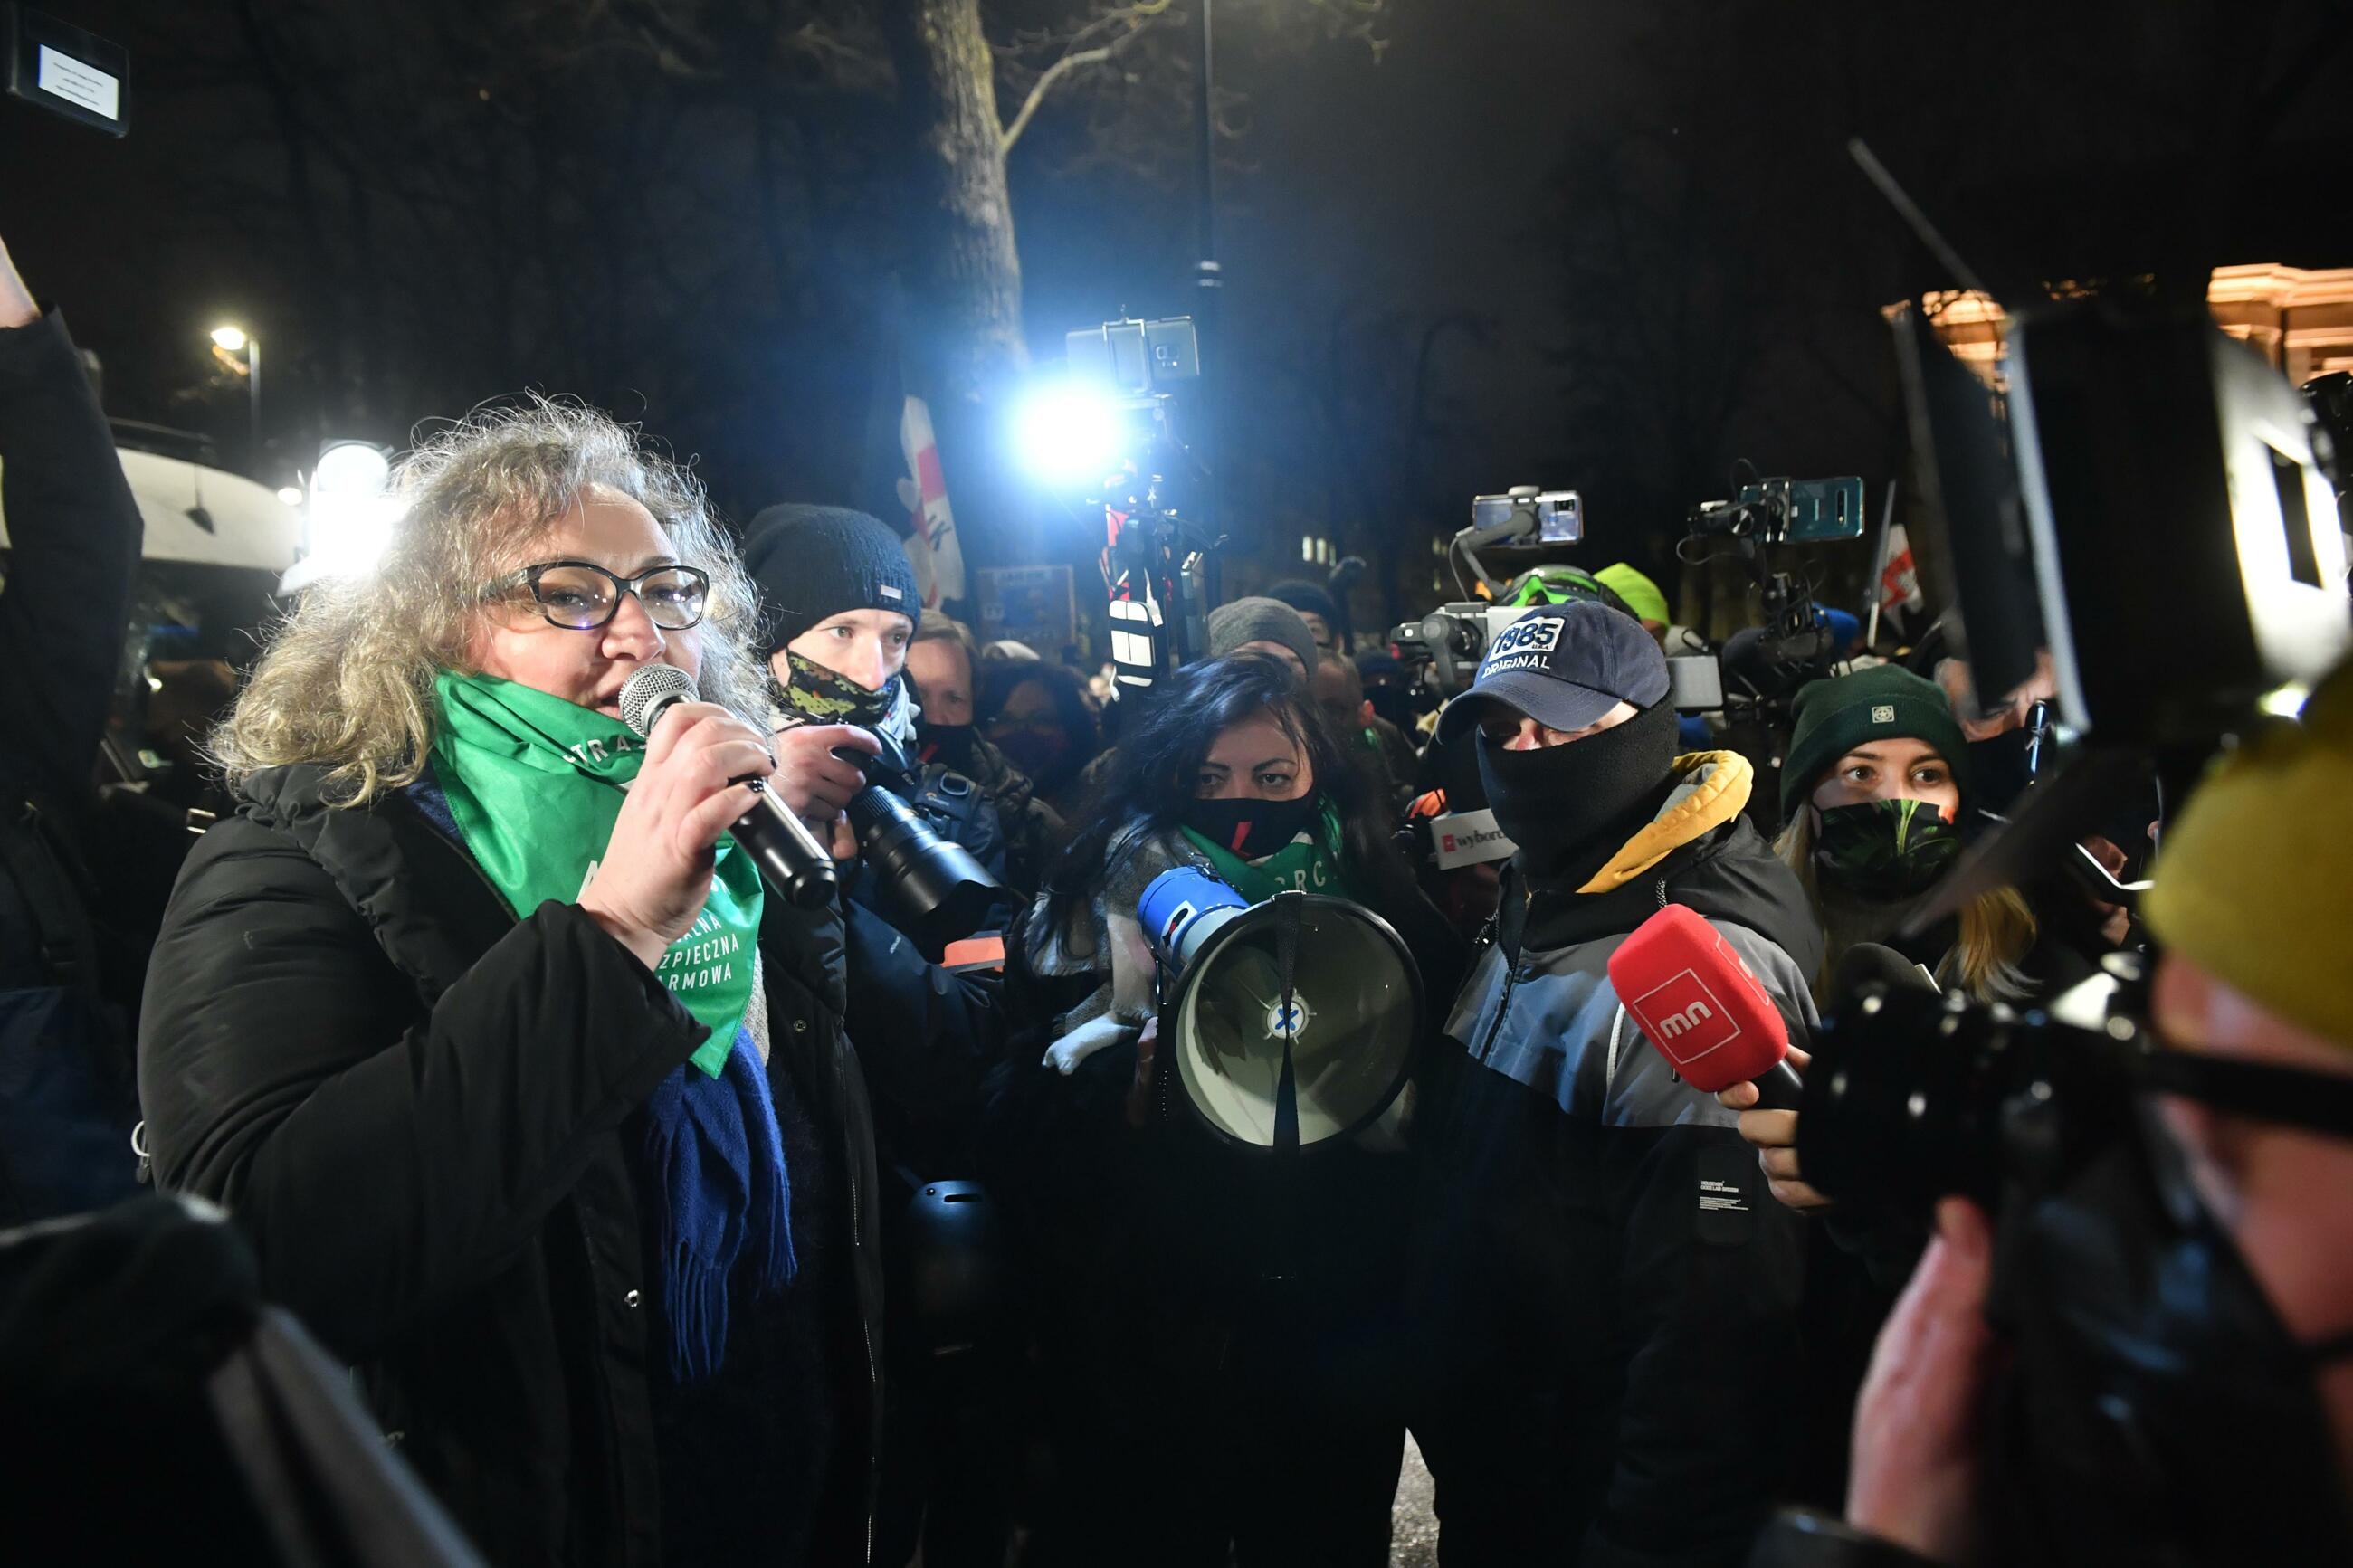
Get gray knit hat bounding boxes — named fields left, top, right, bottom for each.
left=1206, top=596, right=1319, bottom=677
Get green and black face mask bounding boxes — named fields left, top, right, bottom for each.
left=1813, top=797, right=1961, bottom=900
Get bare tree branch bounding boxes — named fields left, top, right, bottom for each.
left=998, top=0, right=1172, bottom=154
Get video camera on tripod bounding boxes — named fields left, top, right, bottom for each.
left=1016, top=317, right=1219, bottom=701
left=1387, top=486, right=1619, bottom=694
left=1678, top=472, right=1869, bottom=713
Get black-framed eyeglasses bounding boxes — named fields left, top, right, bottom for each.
left=488, top=560, right=710, bottom=632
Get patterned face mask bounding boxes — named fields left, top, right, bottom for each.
left=1813, top=796, right=1961, bottom=900
left=771, top=650, right=913, bottom=747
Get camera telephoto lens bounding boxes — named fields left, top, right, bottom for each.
left=1796, top=981, right=2139, bottom=1217
left=834, top=727, right=1005, bottom=954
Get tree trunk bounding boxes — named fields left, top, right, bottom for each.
left=879, top=0, right=1027, bottom=396
left=878, top=0, right=1035, bottom=571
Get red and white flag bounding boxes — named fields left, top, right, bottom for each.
left=896, top=395, right=967, bottom=608
left=1879, top=520, right=1924, bottom=626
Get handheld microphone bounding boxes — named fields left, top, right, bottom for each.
left=1606, top=903, right=1804, bottom=1110
left=617, top=664, right=837, bottom=909
left=1827, top=941, right=1940, bottom=1002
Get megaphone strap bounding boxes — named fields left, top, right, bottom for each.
left=1272, top=891, right=1303, bottom=1157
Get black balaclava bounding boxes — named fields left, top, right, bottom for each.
left=1476, top=699, right=1680, bottom=888
left=916, top=720, right=978, bottom=775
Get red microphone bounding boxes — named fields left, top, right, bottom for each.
left=1606, top=903, right=1804, bottom=1110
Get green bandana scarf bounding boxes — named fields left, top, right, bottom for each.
left=1180, top=798, right=1358, bottom=903
left=431, top=670, right=763, bottom=1078
left=1814, top=797, right=1962, bottom=901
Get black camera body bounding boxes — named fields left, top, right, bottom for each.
left=1796, top=962, right=2146, bottom=1218
left=834, top=726, right=1004, bottom=953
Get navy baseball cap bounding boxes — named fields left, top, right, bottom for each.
left=1436, top=601, right=1669, bottom=741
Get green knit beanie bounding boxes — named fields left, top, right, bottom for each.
left=1781, top=664, right=1970, bottom=818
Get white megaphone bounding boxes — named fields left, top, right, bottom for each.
left=1138, top=866, right=1424, bottom=1153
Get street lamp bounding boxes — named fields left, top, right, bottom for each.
left=208, top=323, right=261, bottom=467
left=1192, top=1, right=1218, bottom=538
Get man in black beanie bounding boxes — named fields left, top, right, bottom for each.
left=1411, top=601, right=1821, bottom=1567
left=744, top=505, right=924, bottom=716
left=1265, top=578, right=1342, bottom=655
left=743, top=504, right=1016, bottom=1567
left=728, top=505, right=929, bottom=847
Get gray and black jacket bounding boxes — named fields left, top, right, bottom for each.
left=1416, top=751, right=1824, bottom=1568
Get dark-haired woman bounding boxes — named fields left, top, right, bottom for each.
left=993, top=653, right=1463, bottom=1567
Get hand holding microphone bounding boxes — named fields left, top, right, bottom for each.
left=1714, top=1047, right=1823, bottom=1210
left=1606, top=904, right=1824, bottom=1209
left=583, top=681, right=782, bottom=967
left=1701, top=940, right=1942, bottom=1212
left=606, top=665, right=837, bottom=936
left=1607, top=903, right=1805, bottom=1107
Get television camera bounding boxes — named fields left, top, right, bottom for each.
left=1678, top=472, right=1868, bottom=711
left=1016, top=317, right=1219, bottom=700
left=1389, top=474, right=1868, bottom=723
left=1795, top=291, right=2353, bottom=1227
left=1387, top=486, right=1618, bottom=694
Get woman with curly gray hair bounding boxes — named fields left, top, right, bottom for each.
left=140, top=400, right=888, bottom=1565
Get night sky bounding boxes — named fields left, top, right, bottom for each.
left=10, top=0, right=2352, bottom=632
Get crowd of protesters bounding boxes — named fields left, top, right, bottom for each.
left=5, top=223, right=2353, bottom=1568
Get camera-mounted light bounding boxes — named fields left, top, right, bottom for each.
left=281, top=440, right=404, bottom=591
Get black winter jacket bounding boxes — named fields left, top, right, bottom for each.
left=138, top=763, right=891, bottom=1567
left=0, top=309, right=139, bottom=823
left=0, top=307, right=147, bottom=1223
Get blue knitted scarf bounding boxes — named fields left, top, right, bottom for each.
left=642, top=1027, right=797, bottom=1383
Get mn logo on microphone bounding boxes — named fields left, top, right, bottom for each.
left=1626, top=965, right=1741, bottom=1068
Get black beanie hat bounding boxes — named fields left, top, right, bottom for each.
left=1780, top=663, right=1970, bottom=817
left=1265, top=577, right=1340, bottom=632
left=742, top=504, right=922, bottom=652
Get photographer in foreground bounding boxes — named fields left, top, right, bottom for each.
left=138, top=402, right=892, bottom=1564
left=740, top=503, right=1015, bottom=1567
left=1747, top=660, right=2353, bottom=1566
left=1415, top=601, right=1821, bottom=1567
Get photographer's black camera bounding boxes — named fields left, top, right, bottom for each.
left=1796, top=968, right=2145, bottom=1217
left=837, top=727, right=1004, bottom=952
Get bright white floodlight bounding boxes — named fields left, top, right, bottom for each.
left=1015, top=382, right=1124, bottom=487
left=312, top=440, right=392, bottom=498
left=281, top=441, right=405, bottom=591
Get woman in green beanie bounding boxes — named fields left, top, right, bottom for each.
left=1774, top=663, right=2044, bottom=1003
